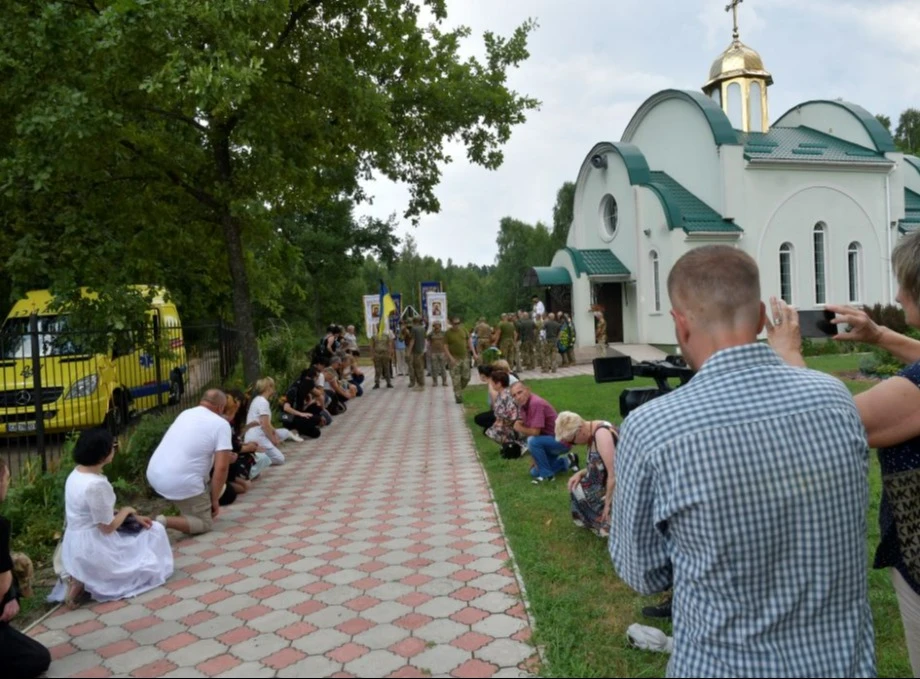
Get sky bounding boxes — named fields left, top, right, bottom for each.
left=356, top=0, right=920, bottom=267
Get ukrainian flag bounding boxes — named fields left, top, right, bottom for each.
left=378, top=281, right=397, bottom=339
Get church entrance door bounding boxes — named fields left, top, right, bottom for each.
left=596, top=283, right=623, bottom=343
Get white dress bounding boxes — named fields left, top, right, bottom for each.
left=54, top=470, right=173, bottom=602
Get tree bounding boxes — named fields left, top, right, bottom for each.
left=876, top=114, right=892, bottom=133
left=1, top=1, right=538, bottom=383
left=896, top=109, right=920, bottom=156
left=551, top=181, right=576, bottom=252
left=279, top=198, right=400, bottom=333
left=491, top=217, right=554, bottom=312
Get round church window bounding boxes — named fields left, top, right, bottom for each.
left=600, top=194, right=618, bottom=240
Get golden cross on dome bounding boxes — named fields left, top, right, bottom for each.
left=725, top=0, right=744, bottom=40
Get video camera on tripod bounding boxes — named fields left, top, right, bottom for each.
left=593, top=355, right=694, bottom=418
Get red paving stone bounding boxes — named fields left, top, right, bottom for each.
left=123, top=615, right=162, bottom=632
left=389, top=636, right=429, bottom=658
left=158, top=632, right=199, bottom=653
left=98, top=638, right=139, bottom=659
left=196, top=654, right=241, bottom=676
left=277, top=621, right=318, bottom=640
left=452, top=659, right=499, bottom=678
left=131, top=659, right=178, bottom=678
left=217, top=626, right=259, bottom=645
left=326, top=642, right=370, bottom=664
left=263, top=647, right=307, bottom=670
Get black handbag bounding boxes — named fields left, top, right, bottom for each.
left=117, top=513, right=144, bottom=535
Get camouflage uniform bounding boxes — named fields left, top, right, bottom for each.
left=372, top=330, right=394, bottom=388
left=595, top=313, right=607, bottom=357
left=519, top=316, right=537, bottom=370
left=428, top=326, right=449, bottom=386
left=474, top=320, right=492, bottom=366
left=445, top=322, right=471, bottom=404
left=542, top=317, right=561, bottom=373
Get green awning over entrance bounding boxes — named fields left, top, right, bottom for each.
left=565, top=248, right=632, bottom=277
left=525, top=266, right=572, bottom=286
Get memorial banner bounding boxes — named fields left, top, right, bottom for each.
left=426, top=291, right=448, bottom=331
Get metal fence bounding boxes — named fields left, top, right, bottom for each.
left=0, top=316, right=239, bottom=476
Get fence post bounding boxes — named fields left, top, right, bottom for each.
left=218, top=319, right=226, bottom=381
left=28, top=313, right=47, bottom=473
left=153, top=314, right=164, bottom=408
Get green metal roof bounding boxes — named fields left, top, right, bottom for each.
left=740, top=127, right=892, bottom=164
left=774, top=100, right=897, bottom=153
left=527, top=266, right=572, bottom=286
left=905, top=155, right=920, bottom=177
left=900, top=188, right=920, bottom=234
left=646, top=171, right=743, bottom=233
left=623, top=89, right=741, bottom=147
left=563, top=247, right=630, bottom=277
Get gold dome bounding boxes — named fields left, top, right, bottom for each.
left=702, top=39, right=773, bottom=92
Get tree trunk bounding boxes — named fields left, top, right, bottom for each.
left=222, top=210, right=261, bottom=385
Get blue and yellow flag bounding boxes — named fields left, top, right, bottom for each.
left=378, top=281, right=397, bottom=339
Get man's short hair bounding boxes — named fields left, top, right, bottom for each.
left=667, top=245, right=761, bottom=328
left=201, top=388, right=227, bottom=409
left=893, top=230, right=920, bottom=308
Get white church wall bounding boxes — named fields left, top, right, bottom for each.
left=572, top=149, right=639, bottom=273
left=774, top=102, right=877, bottom=151
left=633, top=188, right=685, bottom=345
left=626, top=98, right=723, bottom=213
left=720, top=145, right=746, bottom=219
left=744, top=174, right=887, bottom=309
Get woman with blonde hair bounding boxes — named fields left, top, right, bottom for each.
left=555, top=411, right=617, bottom=538
left=244, top=377, right=301, bottom=465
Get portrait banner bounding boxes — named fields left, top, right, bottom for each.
left=419, top=281, right=441, bottom=318
left=363, top=294, right=381, bottom=339
left=426, top=291, right=448, bottom=331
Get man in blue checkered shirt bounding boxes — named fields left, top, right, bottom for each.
left=610, top=246, right=875, bottom=677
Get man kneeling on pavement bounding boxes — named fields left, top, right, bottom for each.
left=509, top=381, right=579, bottom=484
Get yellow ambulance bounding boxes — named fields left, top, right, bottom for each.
left=0, top=287, right=187, bottom=434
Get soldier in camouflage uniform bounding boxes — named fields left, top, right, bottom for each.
left=474, top=317, right=492, bottom=366
left=594, top=309, right=607, bottom=357
left=495, top=313, right=517, bottom=365
left=371, top=323, right=395, bottom=389
left=428, top=321, right=449, bottom=386
left=542, top=312, right=561, bottom=373
left=518, top=312, right=537, bottom=371
left=445, top=316, right=473, bottom=404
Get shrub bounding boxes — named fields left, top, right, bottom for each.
left=865, top=303, right=909, bottom=335
left=110, top=413, right=175, bottom=497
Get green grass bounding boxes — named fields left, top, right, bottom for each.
left=463, top=371, right=910, bottom=677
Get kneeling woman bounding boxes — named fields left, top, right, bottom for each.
left=555, top=412, right=617, bottom=538
left=51, top=429, right=173, bottom=605
left=282, top=370, right=323, bottom=439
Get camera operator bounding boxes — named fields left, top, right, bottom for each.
left=609, top=245, right=873, bottom=677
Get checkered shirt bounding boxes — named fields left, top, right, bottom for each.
left=610, top=343, right=875, bottom=677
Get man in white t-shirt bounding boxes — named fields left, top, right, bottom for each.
left=532, top=295, right=546, bottom=318
left=147, top=389, right=233, bottom=535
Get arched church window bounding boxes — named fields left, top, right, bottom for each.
left=814, top=223, right=827, bottom=305
left=726, top=82, right=743, bottom=129
left=749, top=82, right=763, bottom=133
left=650, top=250, right=661, bottom=312
left=779, top=242, right=793, bottom=304
left=600, top=194, right=618, bottom=239
left=848, top=242, right=862, bottom=303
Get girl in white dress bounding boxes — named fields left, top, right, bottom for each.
left=244, top=377, right=301, bottom=465
left=51, top=428, right=173, bottom=606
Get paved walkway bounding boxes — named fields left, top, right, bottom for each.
left=29, top=378, right=537, bottom=678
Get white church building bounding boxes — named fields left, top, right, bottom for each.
left=530, top=10, right=920, bottom=348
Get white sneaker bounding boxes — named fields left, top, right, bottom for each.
left=288, top=432, right=304, bottom=443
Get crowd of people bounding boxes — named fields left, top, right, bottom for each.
left=13, top=234, right=920, bottom=677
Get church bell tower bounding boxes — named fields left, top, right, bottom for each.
left=702, top=0, right=773, bottom=133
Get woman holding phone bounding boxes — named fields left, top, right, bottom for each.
left=768, top=229, right=920, bottom=675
